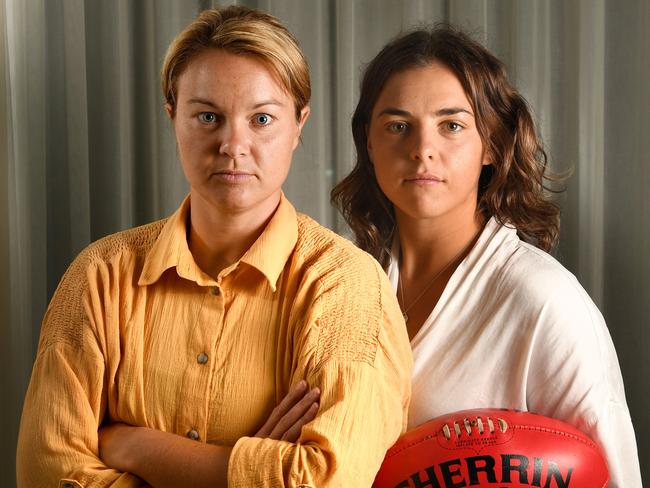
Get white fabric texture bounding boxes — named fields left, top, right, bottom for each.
left=388, top=218, right=642, bottom=488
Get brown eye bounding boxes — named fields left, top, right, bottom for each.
left=446, top=121, right=462, bottom=132
left=388, top=122, right=408, bottom=133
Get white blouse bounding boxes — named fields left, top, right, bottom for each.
left=388, top=217, right=641, bottom=488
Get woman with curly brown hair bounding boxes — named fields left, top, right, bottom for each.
left=332, top=26, right=640, bottom=487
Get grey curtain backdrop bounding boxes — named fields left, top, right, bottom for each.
left=1, top=0, right=648, bottom=485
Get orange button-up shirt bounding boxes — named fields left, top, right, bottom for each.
left=17, top=194, right=412, bottom=487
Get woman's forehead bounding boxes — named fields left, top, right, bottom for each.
left=176, top=49, right=291, bottom=106
left=374, top=64, right=473, bottom=115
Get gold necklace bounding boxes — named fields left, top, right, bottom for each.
left=397, top=238, right=475, bottom=322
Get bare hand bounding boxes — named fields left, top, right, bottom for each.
left=98, top=422, right=138, bottom=473
left=255, top=380, right=320, bottom=442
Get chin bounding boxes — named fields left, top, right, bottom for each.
left=396, top=200, right=448, bottom=221
left=213, top=195, right=257, bottom=214
left=192, top=186, right=247, bottom=211
left=209, top=188, right=283, bottom=217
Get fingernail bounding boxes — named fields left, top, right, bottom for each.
left=311, top=387, right=320, bottom=395
left=297, top=380, right=306, bottom=389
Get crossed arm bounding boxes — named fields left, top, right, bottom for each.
left=17, top=253, right=411, bottom=487
left=97, top=381, right=320, bottom=487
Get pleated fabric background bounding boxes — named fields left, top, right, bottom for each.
left=1, top=0, right=648, bottom=485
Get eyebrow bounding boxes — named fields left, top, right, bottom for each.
left=186, top=98, right=285, bottom=110
left=377, top=106, right=474, bottom=118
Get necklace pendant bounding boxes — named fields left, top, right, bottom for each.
left=402, top=310, right=409, bottom=322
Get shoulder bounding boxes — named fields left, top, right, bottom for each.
left=39, top=219, right=167, bottom=351
left=497, top=235, right=618, bottom=379
left=494, top=234, right=599, bottom=319
left=293, top=214, right=405, bottom=369
left=80, top=219, right=167, bottom=267
left=477, top=224, right=610, bottom=349
left=64, top=218, right=168, bottom=285
left=59, top=217, right=168, bottom=290
left=294, top=212, right=385, bottom=290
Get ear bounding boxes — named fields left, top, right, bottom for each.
left=164, top=103, right=174, bottom=120
left=297, top=105, right=310, bottom=131
left=293, top=106, right=311, bottom=148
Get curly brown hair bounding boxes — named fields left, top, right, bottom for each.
left=331, top=25, right=562, bottom=268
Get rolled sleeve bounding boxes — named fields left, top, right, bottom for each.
left=229, top=362, right=407, bottom=487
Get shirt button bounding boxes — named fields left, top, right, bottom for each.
left=197, top=352, right=208, bottom=364
left=210, top=286, right=220, bottom=296
left=187, top=429, right=200, bottom=441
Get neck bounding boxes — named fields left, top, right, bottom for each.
left=397, top=204, right=485, bottom=280
left=188, top=190, right=281, bottom=279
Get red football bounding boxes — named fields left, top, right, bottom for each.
left=373, top=408, right=608, bottom=488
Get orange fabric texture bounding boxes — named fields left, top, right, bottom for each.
left=16, top=194, right=412, bottom=487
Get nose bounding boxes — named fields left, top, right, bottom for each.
left=409, top=126, right=435, bottom=162
left=219, top=122, right=250, bottom=159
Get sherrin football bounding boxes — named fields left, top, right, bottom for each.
left=373, top=408, right=608, bottom=488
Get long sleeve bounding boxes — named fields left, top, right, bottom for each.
left=16, top=252, right=145, bottom=488
left=17, top=198, right=411, bottom=488
left=228, top=259, right=413, bottom=487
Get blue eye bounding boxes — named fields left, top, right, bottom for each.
left=198, top=112, right=217, bottom=124
left=388, top=122, right=408, bottom=133
left=254, top=113, right=272, bottom=126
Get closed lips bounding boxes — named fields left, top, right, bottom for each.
left=405, top=174, right=443, bottom=182
left=212, top=170, right=254, bottom=181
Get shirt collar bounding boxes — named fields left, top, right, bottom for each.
left=238, top=193, right=298, bottom=291
left=139, top=193, right=298, bottom=291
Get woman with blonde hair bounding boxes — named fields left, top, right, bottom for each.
left=333, top=25, right=641, bottom=487
left=17, top=6, right=411, bottom=487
